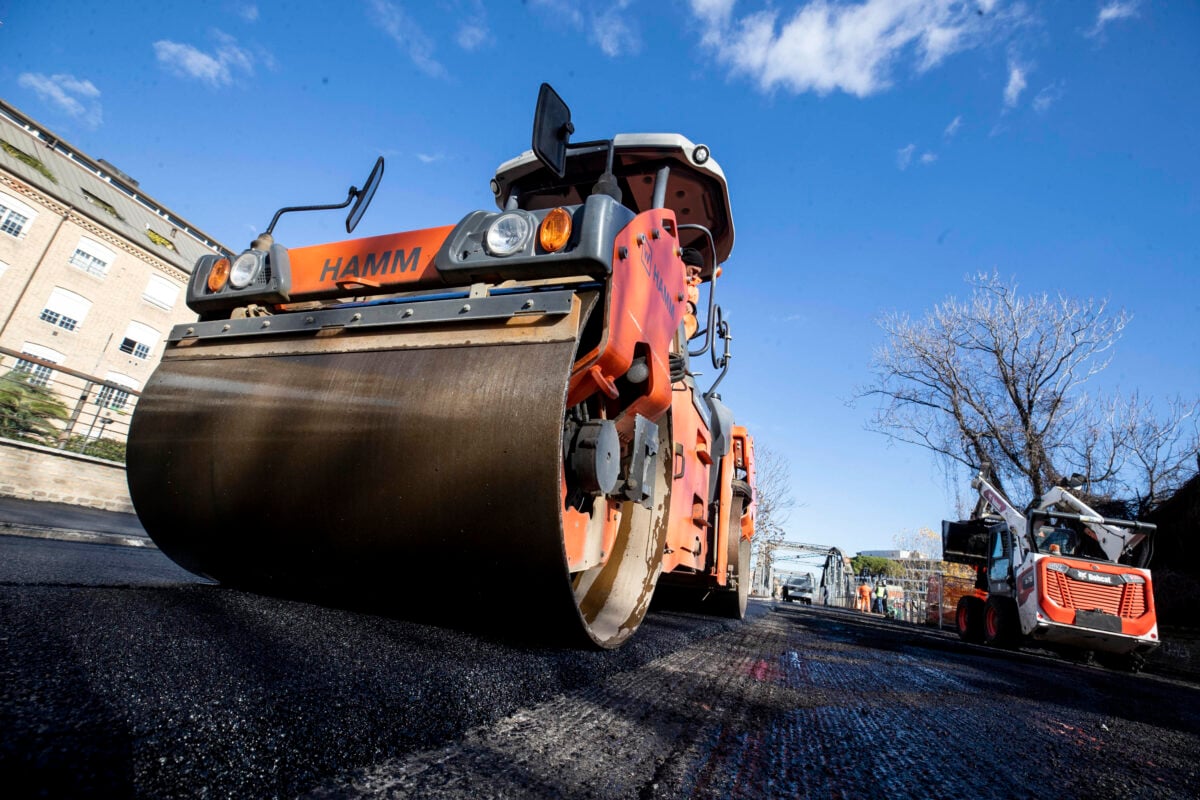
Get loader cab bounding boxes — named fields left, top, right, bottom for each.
left=492, top=133, right=735, bottom=278
left=986, top=524, right=1016, bottom=596
left=1033, top=525, right=1078, bottom=557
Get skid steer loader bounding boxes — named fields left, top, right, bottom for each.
left=943, top=466, right=1159, bottom=669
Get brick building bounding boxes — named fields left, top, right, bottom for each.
left=0, top=98, right=228, bottom=415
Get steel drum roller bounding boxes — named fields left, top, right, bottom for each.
left=127, top=307, right=670, bottom=648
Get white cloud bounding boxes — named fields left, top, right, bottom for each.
left=153, top=32, right=255, bottom=87
left=690, top=0, right=1003, bottom=97
left=692, top=0, right=737, bottom=28
left=455, top=1, right=491, bottom=51
left=1003, top=60, right=1027, bottom=107
left=367, top=0, right=447, bottom=78
left=17, top=73, right=103, bottom=129
left=1032, top=81, right=1064, bottom=112
left=236, top=3, right=259, bottom=22
left=920, top=151, right=937, bottom=164
left=896, top=143, right=916, bottom=170
left=530, top=0, right=639, bottom=57
left=1086, top=1, right=1141, bottom=39
left=944, top=114, right=962, bottom=137
left=592, top=5, right=640, bottom=57
left=457, top=23, right=489, bottom=50
left=416, top=153, right=444, bottom=163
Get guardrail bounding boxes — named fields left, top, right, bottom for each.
left=0, top=346, right=141, bottom=463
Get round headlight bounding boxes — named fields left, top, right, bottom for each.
left=228, top=251, right=262, bottom=289
left=484, top=212, right=532, bottom=257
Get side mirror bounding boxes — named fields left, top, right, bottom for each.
left=532, top=83, right=573, bottom=178
left=346, top=156, right=385, bottom=233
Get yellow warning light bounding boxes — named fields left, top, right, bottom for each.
left=539, top=207, right=572, bottom=253
left=207, top=257, right=231, bottom=293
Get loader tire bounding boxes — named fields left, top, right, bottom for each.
left=956, top=596, right=985, bottom=644
left=983, top=596, right=1020, bottom=649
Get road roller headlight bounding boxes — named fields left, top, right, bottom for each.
left=228, top=250, right=265, bottom=289
left=539, top=207, right=572, bottom=253
left=206, top=257, right=231, bottom=293
left=484, top=212, right=533, bottom=257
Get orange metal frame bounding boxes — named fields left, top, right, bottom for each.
left=285, top=226, right=455, bottom=301
left=567, top=209, right=684, bottom=438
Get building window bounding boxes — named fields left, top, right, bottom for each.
left=39, top=309, right=75, bottom=330
left=39, top=287, right=91, bottom=333
left=1, top=138, right=57, bottom=184
left=95, top=384, right=130, bottom=411
left=0, top=192, right=37, bottom=239
left=68, top=237, right=115, bottom=278
left=95, top=372, right=139, bottom=412
left=81, top=189, right=124, bottom=221
left=119, top=321, right=160, bottom=361
left=14, top=358, right=53, bottom=387
left=145, top=228, right=176, bottom=251
left=119, top=339, right=150, bottom=359
left=14, top=344, right=63, bottom=388
left=142, top=273, right=181, bottom=311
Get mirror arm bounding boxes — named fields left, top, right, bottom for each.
left=265, top=189, right=355, bottom=236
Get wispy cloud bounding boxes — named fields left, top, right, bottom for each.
left=1032, top=80, right=1064, bottom=112
left=416, top=153, right=444, bottom=164
left=153, top=31, right=255, bottom=87
left=235, top=3, right=259, bottom=22
left=898, top=143, right=939, bottom=169
left=457, top=23, right=489, bottom=50
left=689, top=0, right=1010, bottom=97
left=943, top=114, right=962, bottom=137
left=1003, top=59, right=1027, bottom=108
left=1085, top=1, right=1142, bottom=40
left=367, top=0, right=447, bottom=78
left=592, top=3, right=640, bottom=57
left=455, top=1, right=491, bottom=51
left=529, top=0, right=639, bottom=57
left=17, top=73, right=103, bottom=129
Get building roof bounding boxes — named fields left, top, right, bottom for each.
left=0, top=99, right=231, bottom=273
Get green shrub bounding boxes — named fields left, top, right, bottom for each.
left=0, top=370, right=69, bottom=443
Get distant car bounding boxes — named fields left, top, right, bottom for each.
left=782, top=575, right=814, bottom=605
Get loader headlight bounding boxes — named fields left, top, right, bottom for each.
left=484, top=212, right=533, bottom=257
left=229, top=250, right=264, bottom=289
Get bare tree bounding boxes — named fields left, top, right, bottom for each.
left=860, top=272, right=1150, bottom=507
left=1112, top=394, right=1200, bottom=515
left=751, top=444, right=796, bottom=548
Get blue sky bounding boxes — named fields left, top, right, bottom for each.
left=4, top=1, right=1198, bottom=556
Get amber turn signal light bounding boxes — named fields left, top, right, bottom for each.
left=207, top=257, right=231, bottom=293
left=538, top=207, right=572, bottom=253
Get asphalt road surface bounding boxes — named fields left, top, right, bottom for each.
left=2, top=535, right=1198, bottom=799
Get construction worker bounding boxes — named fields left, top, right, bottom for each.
left=857, top=581, right=872, bottom=613
left=873, top=581, right=886, bottom=614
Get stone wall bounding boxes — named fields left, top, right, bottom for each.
left=0, top=439, right=132, bottom=512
